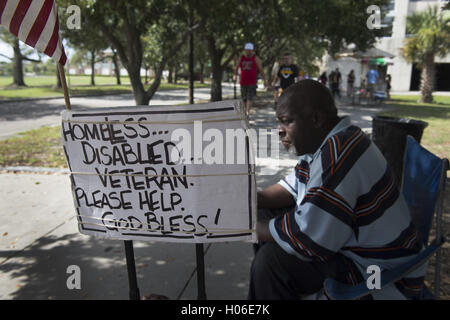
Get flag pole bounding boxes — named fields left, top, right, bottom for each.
left=58, top=62, right=71, bottom=110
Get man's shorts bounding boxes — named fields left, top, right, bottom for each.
left=367, top=83, right=376, bottom=95
left=241, top=85, right=257, bottom=102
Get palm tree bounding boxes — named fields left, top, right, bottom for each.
left=403, top=5, right=450, bottom=103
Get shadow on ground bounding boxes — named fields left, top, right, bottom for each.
left=0, top=230, right=254, bottom=300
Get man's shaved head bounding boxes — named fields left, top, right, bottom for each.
left=277, top=79, right=337, bottom=120
left=276, top=80, right=340, bottom=156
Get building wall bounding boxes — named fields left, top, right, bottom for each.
left=374, top=0, right=449, bottom=91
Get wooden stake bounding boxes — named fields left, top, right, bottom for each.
left=58, top=63, right=71, bottom=110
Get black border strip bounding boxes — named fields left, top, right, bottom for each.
left=246, top=135, right=252, bottom=230
left=121, top=232, right=194, bottom=239
left=206, top=233, right=253, bottom=239
left=71, top=107, right=235, bottom=118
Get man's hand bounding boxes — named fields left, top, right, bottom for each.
left=256, top=220, right=274, bottom=242
left=257, top=184, right=295, bottom=210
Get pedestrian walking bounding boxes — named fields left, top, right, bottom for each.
left=275, top=53, right=300, bottom=98
left=366, top=65, right=379, bottom=101
left=319, top=72, right=328, bottom=86
left=386, top=74, right=392, bottom=100
left=347, top=69, right=355, bottom=97
left=271, top=58, right=281, bottom=106
left=329, top=68, right=341, bottom=99
left=233, top=42, right=267, bottom=117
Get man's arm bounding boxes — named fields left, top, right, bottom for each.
left=256, top=184, right=295, bottom=242
left=255, top=56, right=267, bottom=87
left=232, top=57, right=241, bottom=82
left=271, top=74, right=278, bottom=87
left=256, top=220, right=274, bottom=242
left=257, top=183, right=295, bottom=209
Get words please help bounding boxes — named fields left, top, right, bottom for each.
left=61, top=100, right=257, bottom=243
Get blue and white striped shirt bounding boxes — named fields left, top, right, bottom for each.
left=270, top=117, right=426, bottom=299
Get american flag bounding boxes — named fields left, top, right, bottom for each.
left=0, top=0, right=67, bottom=65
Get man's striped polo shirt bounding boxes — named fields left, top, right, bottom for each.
left=270, top=116, right=427, bottom=299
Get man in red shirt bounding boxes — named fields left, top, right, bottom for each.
left=233, top=42, right=267, bottom=117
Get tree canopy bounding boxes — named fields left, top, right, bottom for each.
left=52, top=0, right=392, bottom=105
left=403, top=5, right=450, bottom=102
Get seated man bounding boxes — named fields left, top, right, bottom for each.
left=249, top=80, right=426, bottom=300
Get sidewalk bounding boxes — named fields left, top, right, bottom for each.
left=0, top=94, right=390, bottom=300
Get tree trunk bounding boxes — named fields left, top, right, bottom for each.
left=146, top=58, right=168, bottom=103
left=210, top=54, right=223, bottom=101
left=90, top=50, right=96, bottom=86
left=112, top=50, right=121, bottom=85
left=208, top=38, right=223, bottom=101
left=174, top=65, right=178, bottom=84
left=12, top=38, right=25, bottom=87
left=199, top=62, right=204, bottom=84
left=420, top=53, right=435, bottom=103
left=168, top=67, right=173, bottom=83
left=188, top=7, right=194, bottom=105
left=129, top=66, right=150, bottom=105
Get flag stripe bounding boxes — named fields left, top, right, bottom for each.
left=0, top=1, right=8, bottom=24
left=25, top=0, right=52, bottom=47
left=44, top=21, right=58, bottom=57
left=19, top=0, right=47, bottom=44
left=0, top=0, right=19, bottom=28
left=33, top=2, right=56, bottom=53
left=9, top=0, right=32, bottom=36
left=53, top=37, right=66, bottom=65
left=0, top=0, right=67, bottom=65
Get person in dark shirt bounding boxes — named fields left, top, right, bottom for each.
left=347, top=70, right=355, bottom=97
left=386, top=74, right=392, bottom=100
left=274, top=53, right=300, bottom=98
left=329, top=68, right=342, bottom=99
left=319, top=72, right=328, bottom=86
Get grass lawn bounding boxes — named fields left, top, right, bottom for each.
left=380, top=95, right=450, bottom=160
left=0, top=75, right=131, bottom=87
left=0, top=75, right=210, bottom=99
left=0, top=126, right=67, bottom=168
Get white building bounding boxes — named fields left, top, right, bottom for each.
left=323, top=0, right=450, bottom=93
left=377, top=0, right=450, bottom=92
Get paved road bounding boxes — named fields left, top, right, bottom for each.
left=0, top=84, right=237, bottom=140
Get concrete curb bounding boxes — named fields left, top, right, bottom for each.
left=0, top=91, right=131, bottom=105
left=0, top=84, right=224, bottom=105
left=0, top=166, right=69, bottom=174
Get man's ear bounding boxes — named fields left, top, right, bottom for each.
left=311, top=111, right=325, bottom=128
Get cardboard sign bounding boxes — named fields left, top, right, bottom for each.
left=61, top=100, right=256, bottom=243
